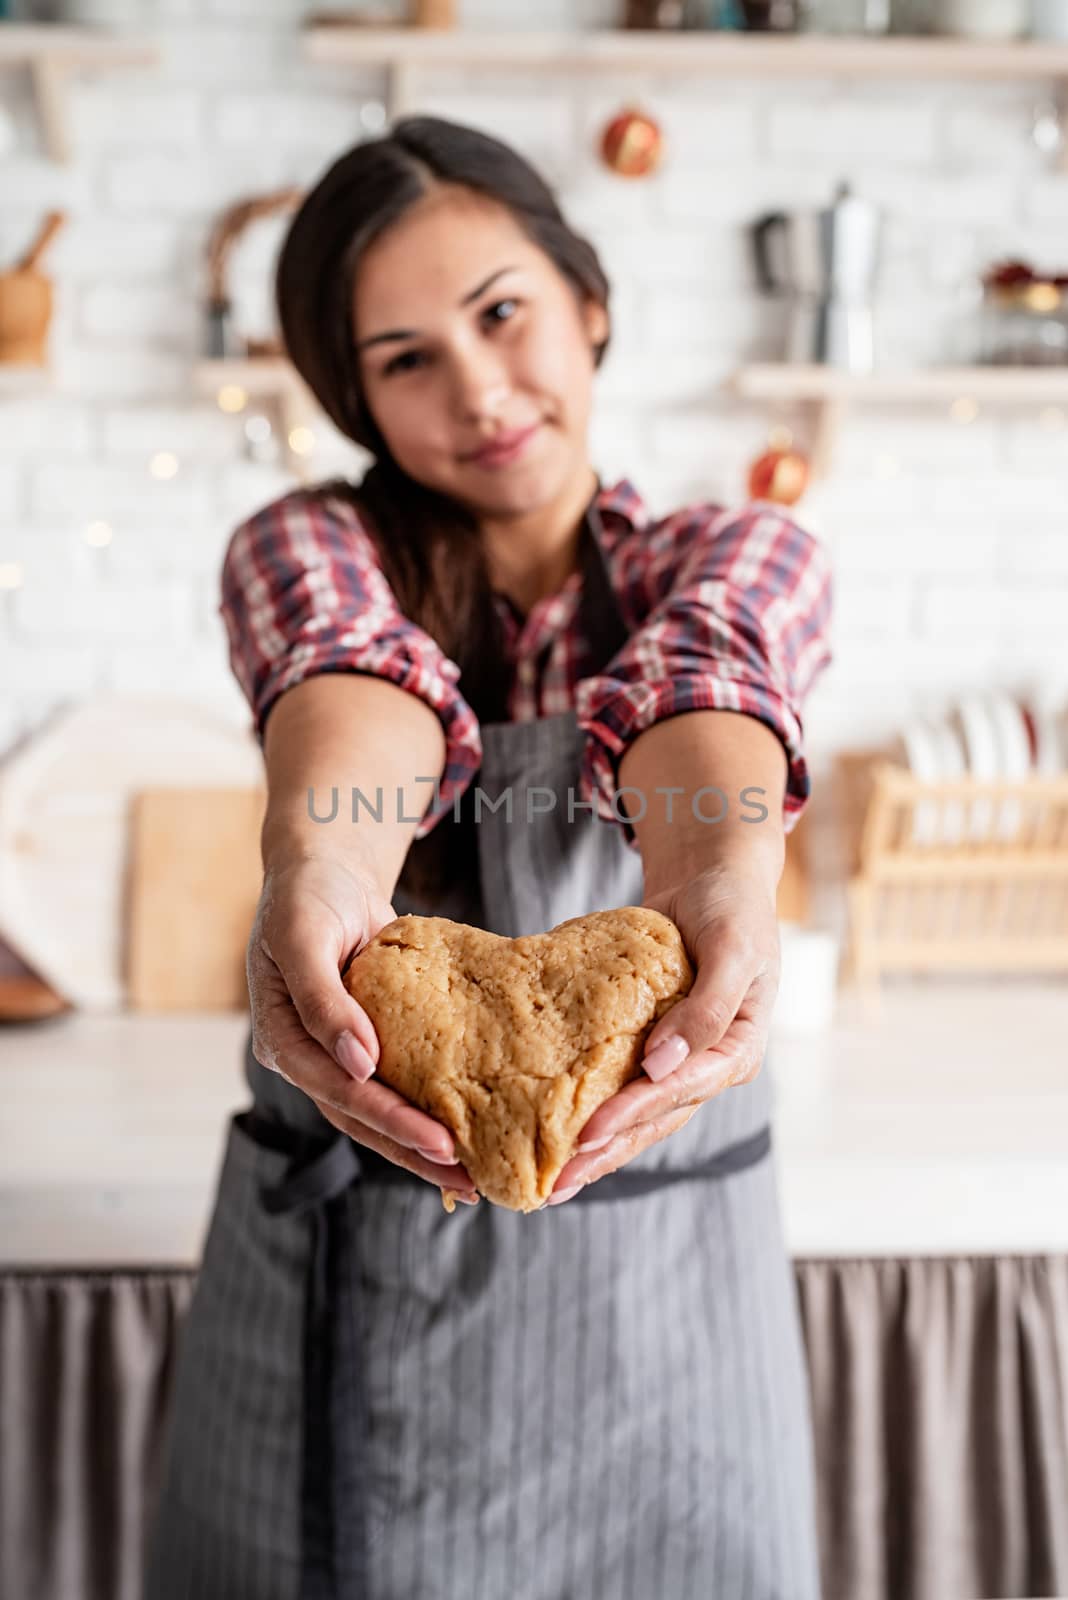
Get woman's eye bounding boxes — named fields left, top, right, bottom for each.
left=383, top=349, right=425, bottom=377
left=380, top=301, right=519, bottom=376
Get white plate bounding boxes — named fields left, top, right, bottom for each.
left=1030, top=702, right=1064, bottom=776
left=902, top=717, right=942, bottom=845
left=986, top=691, right=1031, bottom=840
left=928, top=718, right=968, bottom=844
left=1057, top=705, right=1068, bottom=773
left=0, top=697, right=264, bottom=1010
left=953, top=695, right=1002, bottom=842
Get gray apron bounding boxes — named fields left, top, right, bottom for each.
left=145, top=500, right=822, bottom=1600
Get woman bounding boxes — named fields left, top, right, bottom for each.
left=146, top=116, right=832, bottom=1599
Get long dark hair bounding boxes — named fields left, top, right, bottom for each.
left=275, top=115, right=612, bottom=904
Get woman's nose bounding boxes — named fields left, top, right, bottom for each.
left=449, top=347, right=511, bottom=422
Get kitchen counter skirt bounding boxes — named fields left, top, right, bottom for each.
left=2, top=1252, right=1065, bottom=1600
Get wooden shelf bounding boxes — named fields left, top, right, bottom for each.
left=735, top=363, right=1068, bottom=403
left=302, top=24, right=1068, bottom=154
left=193, top=358, right=319, bottom=484
left=193, top=355, right=1068, bottom=482
left=302, top=26, right=1068, bottom=79
left=0, top=23, right=159, bottom=163
left=734, top=362, right=1068, bottom=402
left=193, top=356, right=301, bottom=398
left=731, top=362, right=1068, bottom=476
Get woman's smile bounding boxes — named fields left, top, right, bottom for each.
left=464, top=419, right=542, bottom=469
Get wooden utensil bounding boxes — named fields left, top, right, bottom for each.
left=0, top=210, right=66, bottom=366
left=16, top=212, right=66, bottom=274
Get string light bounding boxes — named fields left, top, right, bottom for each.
left=0, top=562, right=23, bottom=590
left=1039, top=406, right=1066, bottom=431
left=243, top=415, right=273, bottom=445
left=873, top=452, right=900, bottom=478
left=84, top=521, right=113, bottom=548
left=949, top=397, right=979, bottom=425
left=1025, top=283, right=1060, bottom=314
left=217, top=385, right=247, bottom=414
left=150, top=451, right=179, bottom=479
left=360, top=100, right=387, bottom=133
left=288, top=425, right=316, bottom=456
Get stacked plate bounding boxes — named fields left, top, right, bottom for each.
left=893, top=693, right=1067, bottom=846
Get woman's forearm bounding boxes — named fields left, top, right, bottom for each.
left=616, top=710, right=787, bottom=901
left=260, top=673, right=447, bottom=899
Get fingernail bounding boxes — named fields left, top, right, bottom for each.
left=576, top=1133, right=613, bottom=1154
left=335, top=1030, right=375, bottom=1082
left=546, top=1184, right=582, bottom=1207
left=454, top=1192, right=480, bottom=1206
left=416, top=1143, right=456, bottom=1164
left=642, top=1034, right=689, bottom=1082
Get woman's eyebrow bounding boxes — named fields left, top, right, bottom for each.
left=356, top=265, right=521, bottom=352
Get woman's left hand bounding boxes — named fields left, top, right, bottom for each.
left=543, top=860, right=781, bottom=1206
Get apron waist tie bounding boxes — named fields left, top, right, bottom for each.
left=261, top=1133, right=363, bottom=1309
left=257, top=1119, right=773, bottom=1222
left=576, top=1121, right=772, bottom=1201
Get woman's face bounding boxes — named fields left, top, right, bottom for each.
left=352, top=186, right=609, bottom=522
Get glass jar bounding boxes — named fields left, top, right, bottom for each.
left=888, top=0, right=932, bottom=29
left=801, top=0, right=890, bottom=30
left=930, top=0, right=1028, bottom=38
left=980, top=282, right=1068, bottom=366
left=1031, top=0, right=1068, bottom=39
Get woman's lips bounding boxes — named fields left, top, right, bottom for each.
left=466, top=421, right=541, bottom=468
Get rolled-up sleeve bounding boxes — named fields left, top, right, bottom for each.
left=218, top=488, right=482, bottom=839
left=574, top=501, right=834, bottom=843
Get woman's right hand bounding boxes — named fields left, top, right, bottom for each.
left=247, top=851, right=479, bottom=1204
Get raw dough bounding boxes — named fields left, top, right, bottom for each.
left=342, top=905, right=693, bottom=1213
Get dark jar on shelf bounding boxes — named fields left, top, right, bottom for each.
left=623, top=0, right=692, bottom=25
left=740, top=0, right=801, bottom=28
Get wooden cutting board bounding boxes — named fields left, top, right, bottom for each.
left=127, top=787, right=267, bottom=1011
left=777, top=807, right=810, bottom=925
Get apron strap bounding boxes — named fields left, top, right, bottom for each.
left=261, top=1133, right=363, bottom=1212
left=257, top=1119, right=773, bottom=1214
left=569, top=1122, right=772, bottom=1202
left=578, top=494, right=632, bottom=675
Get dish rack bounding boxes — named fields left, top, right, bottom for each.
left=845, top=763, right=1068, bottom=984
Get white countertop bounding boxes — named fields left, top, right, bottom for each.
left=2, top=979, right=1067, bottom=1266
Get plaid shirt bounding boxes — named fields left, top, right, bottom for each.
left=219, top=476, right=833, bottom=844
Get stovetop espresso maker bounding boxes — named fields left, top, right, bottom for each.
left=750, top=182, right=883, bottom=371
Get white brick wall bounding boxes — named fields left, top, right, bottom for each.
left=2, top=0, right=1067, bottom=855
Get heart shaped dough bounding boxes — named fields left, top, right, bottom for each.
left=342, top=904, right=693, bottom=1213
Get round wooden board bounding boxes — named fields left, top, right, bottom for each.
left=0, top=697, right=264, bottom=1010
